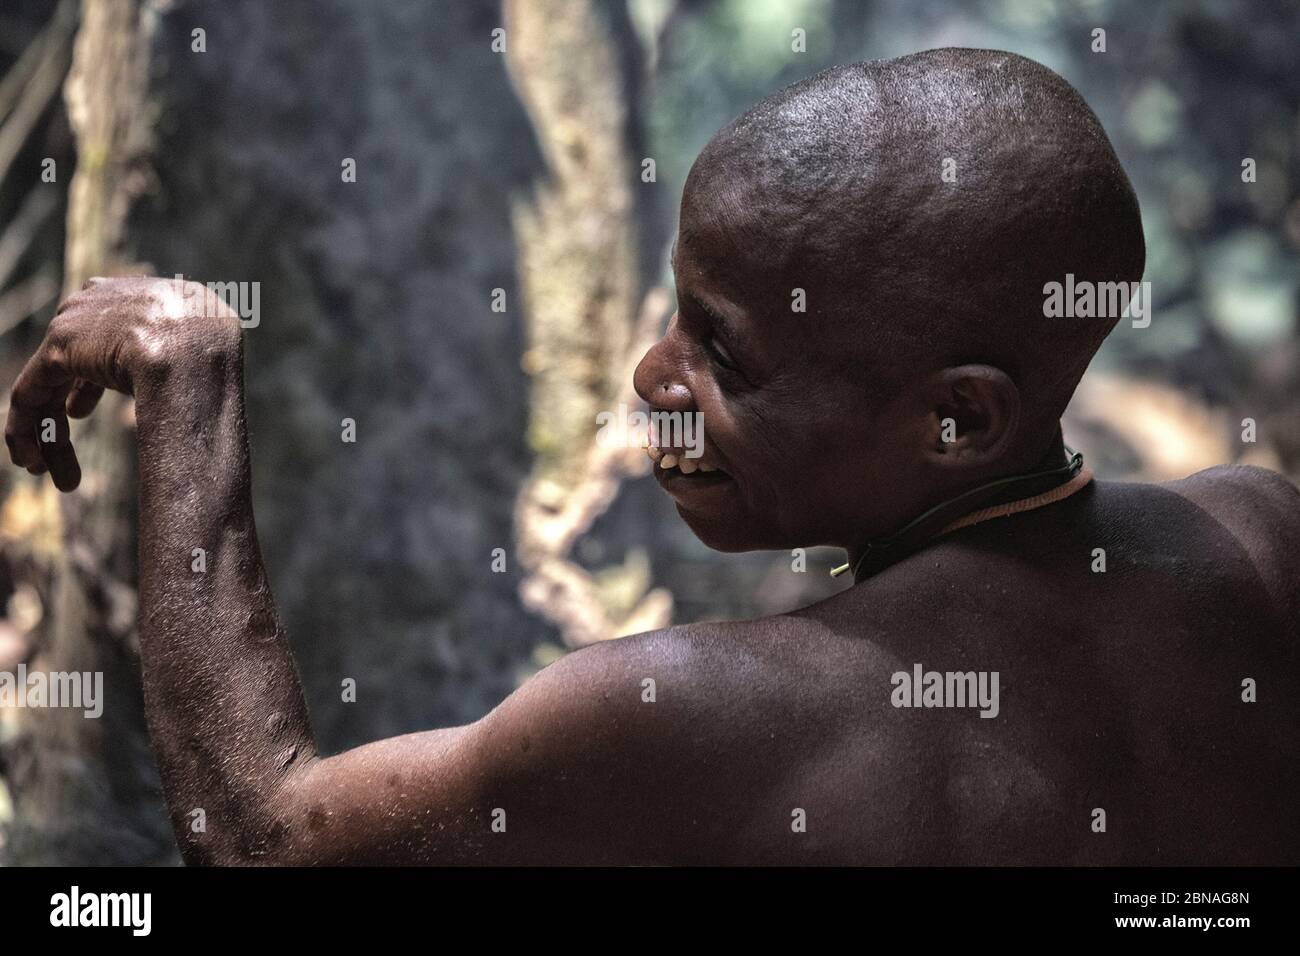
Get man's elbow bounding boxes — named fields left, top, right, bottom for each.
left=173, top=757, right=324, bottom=866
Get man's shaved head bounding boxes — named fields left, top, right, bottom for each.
left=636, top=48, right=1146, bottom=553
left=686, top=47, right=1145, bottom=440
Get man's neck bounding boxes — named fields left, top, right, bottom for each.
left=844, top=429, right=1074, bottom=584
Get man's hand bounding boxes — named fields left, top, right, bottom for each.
left=4, top=276, right=240, bottom=492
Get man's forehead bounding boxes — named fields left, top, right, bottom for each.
left=678, top=173, right=763, bottom=250
left=672, top=211, right=813, bottom=319
left=671, top=230, right=746, bottom=316
left=672, top=214, right=771, bottom=292
left=677, top=157, right=830, bottom=288
left=672, top=237, right=742, bottom=322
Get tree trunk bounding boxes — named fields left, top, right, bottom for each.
left=506, top=0, right=674, bottom=648
left=3, top=0, right=174, bottom=865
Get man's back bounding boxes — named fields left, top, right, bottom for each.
left=626, top=464, right=1299, bottom=864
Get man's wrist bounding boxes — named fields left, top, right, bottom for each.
left=133, top=320, right=244, bottom=407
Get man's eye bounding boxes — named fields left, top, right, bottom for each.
left=704, top=336, right=738, bottom=371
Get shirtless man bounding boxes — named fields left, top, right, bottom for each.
left=6, top=49, right=1298, bottom=865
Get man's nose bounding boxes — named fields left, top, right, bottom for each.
left=633, top=332, right=694, bottom=412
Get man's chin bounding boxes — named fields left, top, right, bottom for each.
left=675, top=504, right=782, bottom=553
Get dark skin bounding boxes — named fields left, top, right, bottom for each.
left=7, top=174, right=1299, bottom=866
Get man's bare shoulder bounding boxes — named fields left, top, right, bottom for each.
left=1161, top=464, right=1300, bottom=607
left=1166, top=462, right=1300, bottom=507
left=519, top=613, right=907, bottom=718
left=494, top=616, right=939, bottom=862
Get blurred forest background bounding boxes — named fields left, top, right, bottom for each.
left=0, top=0, right=1296, bottom=864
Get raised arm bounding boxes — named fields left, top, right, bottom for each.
left=6, top=276, right=326, bottom=862
left=3, top=278, right=699, bottom=864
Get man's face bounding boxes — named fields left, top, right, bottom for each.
left=633, top=175, right=916, bottom=552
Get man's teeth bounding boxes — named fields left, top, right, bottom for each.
left=645, top=447, right=720, bottom=474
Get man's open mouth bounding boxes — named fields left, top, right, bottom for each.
left=646, top=446, right=733, bottom=490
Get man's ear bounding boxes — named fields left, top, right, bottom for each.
left=919, top=365, right=1020, bottom=470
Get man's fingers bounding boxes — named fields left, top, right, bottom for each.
left=4, top=400, right=79, bottom=490
left=66, top=378, right=105, bottom=419
left=6, top=346, right=74, bottom=475
left=36, top=408, right=81, bottom=492
left=5, top=401, right=44, bottom=470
